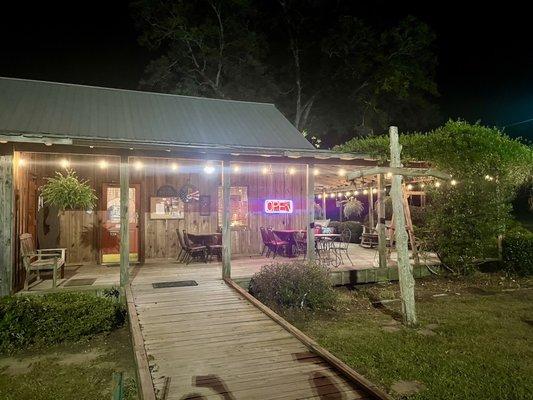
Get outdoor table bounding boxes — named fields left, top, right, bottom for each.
left=314, top=233, right=342, bottom=267
left=187, top=233, right=222, bottom=261
left=272, top=229, right=305, bottom=257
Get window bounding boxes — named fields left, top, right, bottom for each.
left=218, top=186, right=249, bottom=228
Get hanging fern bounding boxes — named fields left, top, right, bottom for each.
left=343, top=198, right=364, bottom=220
left=41, top=169, right=97, bottom=211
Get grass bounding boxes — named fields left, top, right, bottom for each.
left=0, top=327, right=138, bottom=400
left=287, top=274, right=533, bottom=399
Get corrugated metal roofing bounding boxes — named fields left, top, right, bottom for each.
left=0, top=77, right=315, bottom=151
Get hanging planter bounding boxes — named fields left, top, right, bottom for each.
left=40, top=169, right=97, bottom=211
left=343, top=198, right=364, bottom=220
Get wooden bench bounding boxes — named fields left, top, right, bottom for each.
left=20, top=233, right=66, bottom=289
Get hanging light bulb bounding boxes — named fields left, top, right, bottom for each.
left=386, top=172, right=393, bottom=178
left=170, top=162, right=178, bottom=171
left=330, top=193, right=335, bottom=198
left=232, top=164, right=240, bottom=173
left=420, top=183, right=426, bottom=189
left=450, top=179, right=457, bottom=186
left=354, top=190, right=359, bottom=196
left=435, top=181, right=441, bottom=188
left=372, top=188, right=378, bottom=194
left=288, top=167, right=296, bottom=175
left=204, top=164, right=215, bottom=174
left=18, top=158, right=26, bottom=167
left=99, top=160, right=108, bottom=169
left=407, top=184, right=413, bottom=190
left=363, top=189, right=368, bottom=195
left=134, top=161, right=143, bottom=170
left=317, top=194, right=322, bottom=199
left=59, top=158, right=70, bottom=169
left=338, top=168, right=346, bottom=176
left=337, top=192, right=343, bottom=198
left=313, top=168, right=319, bottom=176
left=345, top=191, right=351, bottom=197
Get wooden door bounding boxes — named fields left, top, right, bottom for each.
left=101, top=184, right=140, bottom=264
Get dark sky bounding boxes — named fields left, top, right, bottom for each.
left=1, top=1, right=532, bottom=140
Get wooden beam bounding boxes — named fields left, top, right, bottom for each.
left=0, top=154, right=14, bottom=296
left=376, top=174, right=387, bottom=269
left=347, top=166, right=450, bottom=181
left=306, top=164, right=316, bottom=262
left=119, top=155, right=130, bottom=287
left=222, top=159, right=231, bottom=279
left=389, top=126, right=417, bottom=327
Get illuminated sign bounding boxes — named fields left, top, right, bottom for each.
left=264, top=199, right=293, bottom=214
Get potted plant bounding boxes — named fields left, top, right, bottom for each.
left=343, top=198, right=364, bottom=220
left=41, top=169, right=97, bottom=211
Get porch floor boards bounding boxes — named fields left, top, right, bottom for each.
left=129, top=267, right=372, bottom=399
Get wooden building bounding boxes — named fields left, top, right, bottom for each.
left=0, top=77, right=377, bottom=294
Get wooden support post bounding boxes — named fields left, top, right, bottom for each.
left=402, top=189, right=420, bottom=265
left=306, top=164, right=316, bottom=262
left=119, top=156, right=130, bottom=287
left=389, top=126, right=417, bottom=327
left=0, top=154, right=14, bottom=296
left=368, top=185, right=375, bottom=229
left=322, top=192, right=327, bottom=219
left=222, top=159, right=231, bottom=279
left=377, top=174, right=387, bottom=269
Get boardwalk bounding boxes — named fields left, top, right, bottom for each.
left=129, top=267, right=383, bottom=400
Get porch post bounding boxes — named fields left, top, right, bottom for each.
left=119, top=155, right=130, bottom=287
left=377, top=174, right=387, bottom=269
left=306, top=164, right=316, bottom=262
left=0, top=153, right=14, bottom=296
left=221, top=159, right=231, bottom=279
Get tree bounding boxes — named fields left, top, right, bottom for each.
left=337, top=121, right=533, bottom=273
left=132, top=1, right=439, bottom=144
left=131, top=0, right=277, bottom=101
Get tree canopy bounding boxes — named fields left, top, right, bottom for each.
left=337, top=121, right=533, bottom=273
left=131, top=0, right=439, bottom=146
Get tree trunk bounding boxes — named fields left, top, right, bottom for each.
left=389, top=126, right=417, bottom=327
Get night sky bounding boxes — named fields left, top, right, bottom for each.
left=1, top=1, right=532, bottom=141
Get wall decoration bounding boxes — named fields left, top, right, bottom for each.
left=156, top=184, right=177, bottom=197
left=178, top=184, right=200, bottom=203
left=199, top=195, right=211, bottom=216
left=218, top=186, right=249, bottom=228
left=264, top=199, right=293, bottom=214
left=150, top=196, right=184, bottom=219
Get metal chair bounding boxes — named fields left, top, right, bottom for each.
left=334, top=229, right=354, bottom=266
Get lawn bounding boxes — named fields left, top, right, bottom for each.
left=0, top=327, right=138, bottom=400
left=288, top=274, right=533, bottom=399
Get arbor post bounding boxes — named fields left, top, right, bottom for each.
left=0, top=153, right=14, bottom=296
left=389, top=126, right=417, bottom=327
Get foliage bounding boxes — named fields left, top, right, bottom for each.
left=343, top=198, right=364, bottom=219
left=132, top=0, right=439, bottom=142
left=338, top=121, right=533, bottom=273
left=0, top=292, right=125, bottom=353
left=40, top=169, right=97, bottom=211
left=503, top=226, right=533, bottom=276
left=290, top=276, right=533, bottom=399
left=329, top=221, right=364, bottom=243
left=249, top=262, right=337, bottom=311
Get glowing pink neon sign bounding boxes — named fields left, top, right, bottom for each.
left=264, top=199, right=293, bottom=214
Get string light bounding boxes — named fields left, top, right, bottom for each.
left=435, top=181, right=441, bottom=188
left=99, top=160, right=108, bottom=169
left=345, top=191, right=351, bottom=197
left=204, top=164, right=215, bottom=174
left=232, top=164, right=240, bottom=173
left=171, top=162, right=178, bottom=171
left=450, top=179, right=457, bottom=186
left=386, top=172, right=393, bottom=178
left=338, top=168, right=346, bottom=176
left=134, top=161, right=143, bottom=170
left=261, top=166, right=269, bottom=175
left=59, top=158, right=70, bottom=169
left=313, top=168, right=319, bottom=176
left=420, top=183, right=426, bottom=188
left=372, top=188, right=378, bottom=194
left=18, top=158, right=26, bottom=167
left=330, top=193, right=335, bottom=198
left=337, top=192, right=343, bottom=198
left=317, top=194, right=322, bottom=199
left=363, top=189, right=368, bottom=195
left=288, top=167, right=296, bottom=175
left=407, top=184, right=413, bottom=190
left=354, top=190, right=359, bottom=196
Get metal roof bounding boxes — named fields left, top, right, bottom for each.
left=0, top=77, right=315, bottom=152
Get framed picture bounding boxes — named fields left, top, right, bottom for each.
left=199, top=195, right=211, bottom=216
left=150, top=196, right=184, bottom=219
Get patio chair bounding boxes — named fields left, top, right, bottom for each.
left=259, top=227, right=272, bottom=257
left=292, top=231, right=307, bottom=259
left=206, top=234, right=223, bottom=262
left=180, top=230, right=208, bottom=264
left=20, top=233, right=66, bottom=290
left=266, top=228, right=290, bottom=258
left=333, top=229, right=354, bottom=266
left=360, top=224, right=379, bottom=248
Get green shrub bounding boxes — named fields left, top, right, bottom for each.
left=249, top=262, right=337, bottom=311
left=0, top=292, right=125, bottom=353
left=503, top=227, right=533, bottom=276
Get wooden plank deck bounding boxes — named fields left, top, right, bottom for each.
left=129, top=267, right=386, bottom=400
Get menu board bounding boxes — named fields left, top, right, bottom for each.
left=150, top=196, right=184, bottom=219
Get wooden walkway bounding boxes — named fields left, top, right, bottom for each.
left=129, top=270, right=385, bottom=400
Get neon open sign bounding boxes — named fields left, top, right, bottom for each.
left=264, top=199, right=293, bottom=214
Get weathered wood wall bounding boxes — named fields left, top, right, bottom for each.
left=14, top=153, right=307, bottom=269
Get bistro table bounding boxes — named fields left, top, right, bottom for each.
left=272, top=229, right=305, bottom=257
left=186, top=232, right=222, bottom=261
left=314, top=233, right=342, bottom=267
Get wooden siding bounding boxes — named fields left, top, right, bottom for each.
left=14, top=153, right=307, bottom=272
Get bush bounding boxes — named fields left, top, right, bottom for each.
left=249, top=262, right=337, bottom=311
left=503, top=227, right=533, bottom=276
left=0, top=291, right=125, bottom=353
left=328, top=221, right=363, bottom=243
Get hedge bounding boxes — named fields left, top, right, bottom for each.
left=503, top=227, right=533, bottom=276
